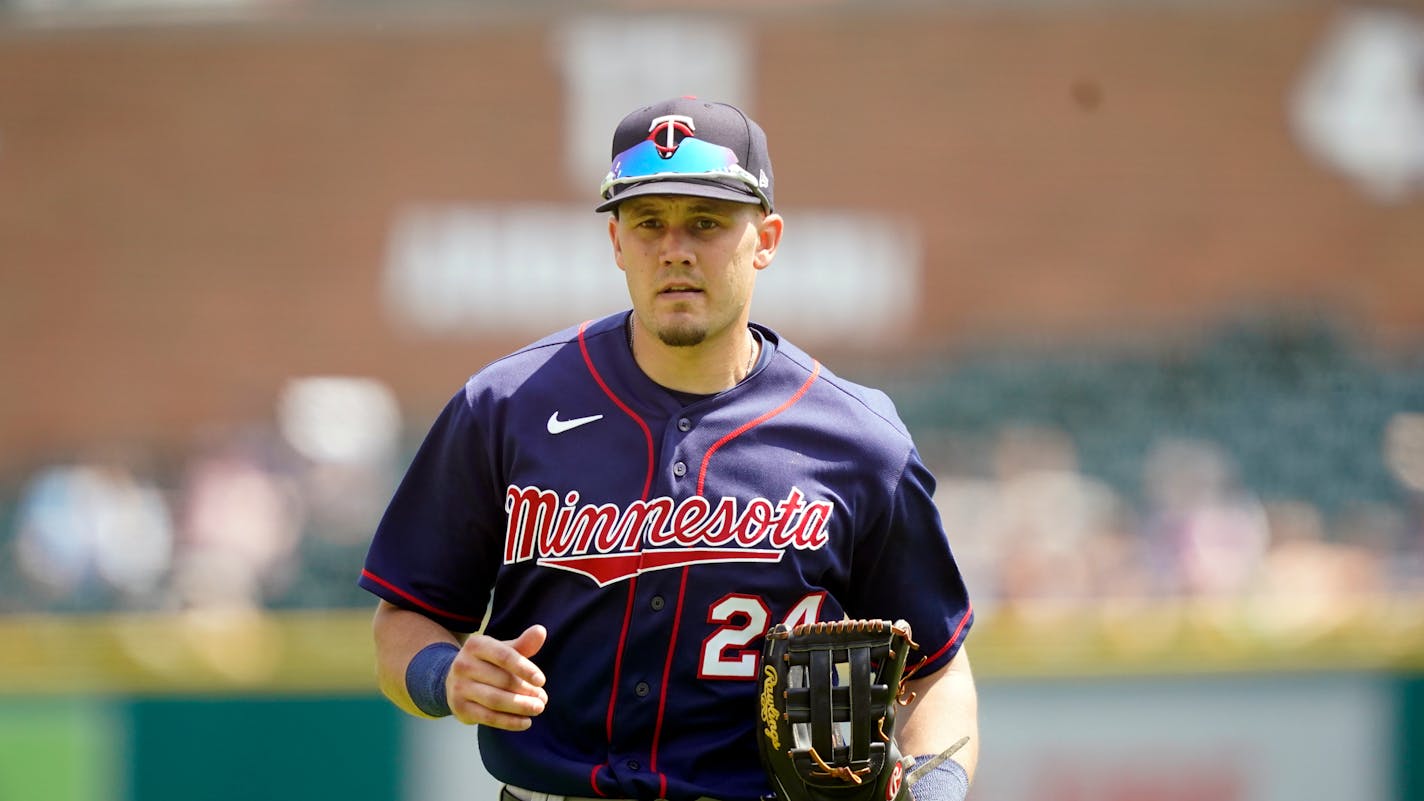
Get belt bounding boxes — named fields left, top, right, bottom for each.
left=501, top=784, right=724, bottom=801
left=503, top=786, right=622, bottom=801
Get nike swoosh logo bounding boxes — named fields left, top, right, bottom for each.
left=547, top=412, right=604, bottom=435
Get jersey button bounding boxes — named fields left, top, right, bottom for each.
left=672, top=461, right=687, bottom=477
left=650, top=595, right=665, bottom=611
left=635, top=681, right=651, bottom=697
left=627, top=760, right=641, bottom=771
left=677, top=417, right=692, bottom=432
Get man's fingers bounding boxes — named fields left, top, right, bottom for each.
left=457, top=632, right=546, bottom=690
left=449, top=678, right=546, bottom=723
left=443, top=629, right=550, bottom=729
left=451, top=649, right=548, bottom=704
left=447, top=651, right=547, bottom=730
left=510, top=624, right=547, bottom=662
left=449, top=688, right=543, bottom=730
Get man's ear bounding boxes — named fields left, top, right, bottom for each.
left=608, top=215, right=627, bottom=272
left=753, top=213, right=784, bottom=271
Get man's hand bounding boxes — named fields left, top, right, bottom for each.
left=447, top=624, right=549, bottom=730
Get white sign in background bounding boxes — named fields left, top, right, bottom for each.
left=551, top=15, right=754, bottom=198
left=381, top=204, right=921, bottom=349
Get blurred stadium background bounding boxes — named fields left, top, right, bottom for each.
left=2, top=0, right=1424, bottom=799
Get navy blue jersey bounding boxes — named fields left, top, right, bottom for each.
left=360, top=311, right=973, bottom=801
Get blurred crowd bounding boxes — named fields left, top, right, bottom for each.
left=900, top=316, right=1424, bottom=633
left=1, top=317, right=1421, bottom=625
left=0, top=377, right=402, bottom=615
left=930, top=424, right=1423, bottom=620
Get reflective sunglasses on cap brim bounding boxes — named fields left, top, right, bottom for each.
left=599, top=138, right=770, bottom=209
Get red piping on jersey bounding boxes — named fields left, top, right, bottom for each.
left=696, top=360, right=821, bottom=496
left=605, top=575, right=639, bottom=742
left=578, top=319, right=659, bottom=791
left=907, top=602, right=974, bottom=679
left=360, top=569, right=482, bottom=623
left=588, top=765, right=607, bottom=797
left=649, top=566, right=691, bottom=782
left=578, top=319, right=656, bottom=500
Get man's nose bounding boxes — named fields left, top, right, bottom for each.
left=658, top=227, right=695, bottom=266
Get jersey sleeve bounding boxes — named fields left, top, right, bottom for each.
left=358, top=386, right=502, bottom=633
left=846, top=444, right=973, bottom=676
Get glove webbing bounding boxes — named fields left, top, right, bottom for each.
left=785, top=639, right=895, bottom=783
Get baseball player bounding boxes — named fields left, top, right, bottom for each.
left=360, top=97, right=978, bottom=801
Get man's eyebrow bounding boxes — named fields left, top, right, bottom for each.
left=619, top=200, right=660, bottom=215
left=685, top=202, right=736, bottom=215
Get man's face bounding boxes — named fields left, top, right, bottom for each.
left=609, top=194, right=781, bottom=349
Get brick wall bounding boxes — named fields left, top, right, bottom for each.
left=1, top=6, right=1420, bottom=470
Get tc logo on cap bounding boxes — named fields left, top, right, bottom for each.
left=648, top=114, right=695, bottom=158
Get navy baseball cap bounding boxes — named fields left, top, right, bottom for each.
left=595, top=97, right=775, bottom=213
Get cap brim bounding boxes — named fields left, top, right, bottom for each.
left=594, top=179, right=765, bottom=213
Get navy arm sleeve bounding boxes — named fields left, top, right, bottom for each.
left=359, top=387, right=503, bottom=633
left=847, top=444, right=974, bottom=676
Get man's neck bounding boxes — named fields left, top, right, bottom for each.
left=628, top=316, right=759, bottom=395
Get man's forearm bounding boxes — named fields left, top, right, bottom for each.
left=372, top=600, right=462, bottom=717
left=896, top=647, right=979, bottom=782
